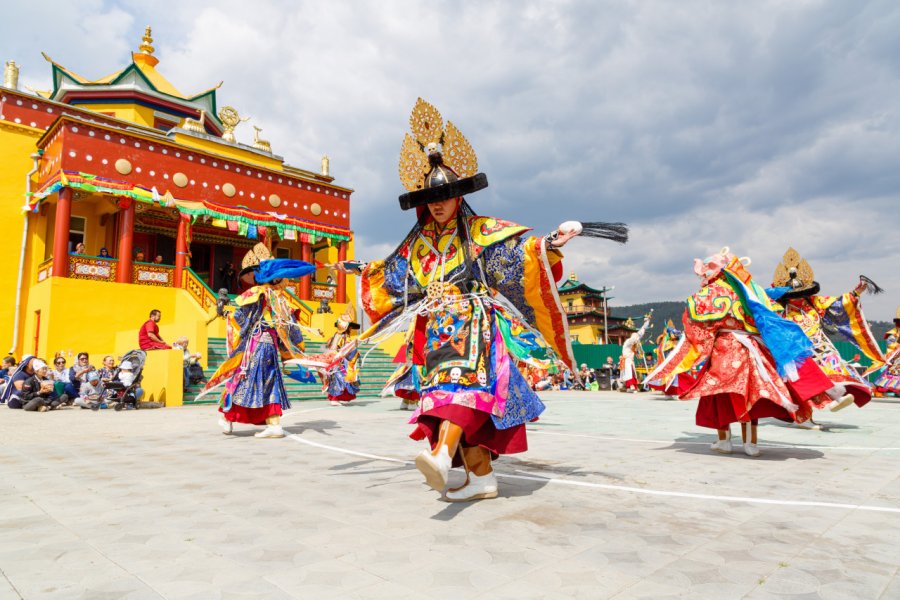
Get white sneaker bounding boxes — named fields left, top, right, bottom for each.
left=743, top=442, right=760, bottom=457
left=829, top=394, right=855, bottom=412
left=254, top=425, right=285, bottom=438
left=710, top=439, right=733, bottom=454
left=415, top=447, right=452, bottom=491
left=445, top=471, right=499, bottom=502
left=330, top=400, right=340, bottom=406
left=218, top=419, right=233, bottom=435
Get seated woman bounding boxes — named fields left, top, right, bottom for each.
left=51, top=354, right=77, bottom=402
left=97, top=355, right=117, bottom=384
left=3, top=357, right=61, bottom=411
left=0, top=356, right=17, bottom=398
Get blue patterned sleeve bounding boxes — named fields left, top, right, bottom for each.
left=478, top=236, right=536, bottom=324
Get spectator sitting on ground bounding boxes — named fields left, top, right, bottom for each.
left=6, top=358, right=62, bottom=411
left=139, top=309, right=171, bottom=350
left=534, top=374, right=554, bottom=391
left=69, top=352, right=95, bottom=391
left=98, top=355, right=117, bottom=384
left=0, top=356, right=16, bottom=397
left=76, top=371, right=106, bottom=410
left=50, top=354, right=78, bottom=403
left=577, top=364, right=598, bottom=391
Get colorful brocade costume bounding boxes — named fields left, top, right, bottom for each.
left=773, top=293, right=883, bottom=408
left=361, top=215, right=572, bottom=456
left=205, top=284, right=307, bottom=425
left=874, top=318, right=900, bottom=396
left=321, top=329, right=361, bottom=403
left=647, top=252, right=834, bottom=435
left=351, top=98, right=625, bottom=498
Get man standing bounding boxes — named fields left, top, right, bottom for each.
left=139, top=309, right=171, bottom=350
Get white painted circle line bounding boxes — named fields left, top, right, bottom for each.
left=528, top=429, right=900, bottom=452
left=286, top=434, right=900, bottom=514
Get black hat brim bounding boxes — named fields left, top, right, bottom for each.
left=398, top=173, right=488, bottom=210
left=780, top=281, right=821, bottom=300
left=239, top=265, right=259, bottom=284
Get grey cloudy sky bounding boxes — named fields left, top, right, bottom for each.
left=3, top=0, right=899, bottom=319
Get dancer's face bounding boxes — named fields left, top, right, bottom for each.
left=427, top=197, right=460, bottom=225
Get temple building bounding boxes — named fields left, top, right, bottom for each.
left=1, top=28, right=355, bottom=404
left=557, top=273, right=635, bottom=345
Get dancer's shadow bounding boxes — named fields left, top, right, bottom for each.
left=664, top=432, right=824, bottom=461
left=766, top=420, right=860, bottom=432
left=281, top=419, right=341, bottom=436
left=500, top=457, right=626, bottom=481
left=430, top=472, right=550, bottom=521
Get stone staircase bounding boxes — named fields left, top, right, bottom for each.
left=183, top=337, right=399, bottom=405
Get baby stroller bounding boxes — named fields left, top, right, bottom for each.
left=104, top=349, right=149, bottom=411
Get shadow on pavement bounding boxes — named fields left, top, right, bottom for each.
left=282, top=419, right=341, bottom=436
left=663, top=439, right=825, bottom=461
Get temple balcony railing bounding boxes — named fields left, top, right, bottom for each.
left=182, top=267, right=217, bottom=312
left=311, top=282, right=337, bottom=301
left=36, top=258, right=54, bottom=283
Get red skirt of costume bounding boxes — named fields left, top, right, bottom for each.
left=411, top=405, right=527, bottom=468
left=684, top=332, right=832, bottom=429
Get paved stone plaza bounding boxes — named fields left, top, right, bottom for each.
left=1, top=391, right=898, bottom=599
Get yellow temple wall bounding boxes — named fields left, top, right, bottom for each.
left=0, top=124, right=42, bottom=357
left=25, top=277, right=208, bottom=365
left=569, top=323, right=602, bottom=346
left=70, top=103, right=155, bottom=127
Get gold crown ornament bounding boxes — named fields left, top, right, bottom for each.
left=239, top=242, right=273, bottom=281
left=772, top=247, right=819, bottom=298
left=397, top=98, right=487, bottom=210
left=335, top=303, right=360, bottom=332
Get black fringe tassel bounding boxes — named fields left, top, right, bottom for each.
left=859, top=275, right=884, bottom=295
left=579, top=222, right=629, bottom=244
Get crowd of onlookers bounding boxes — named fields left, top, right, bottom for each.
left=0, top=309, right=207, bottom=413
left=530, top=357, right=624, bottom=392
left=0, top=352, right=145, bottom=412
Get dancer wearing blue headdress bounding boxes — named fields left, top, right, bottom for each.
left=200, top=242, right=315, bottom=438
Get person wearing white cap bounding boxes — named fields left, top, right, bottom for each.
left=1, top=357, right=61, bottom=411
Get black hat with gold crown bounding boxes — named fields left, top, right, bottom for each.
left=397, top=98, right=488, bottom=210
left=334, top=303, right=360, bottom=332
left=239, top=242, right=273, bottom=284
left=772, top=247, right=820, bottom=299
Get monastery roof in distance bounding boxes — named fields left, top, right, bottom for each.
left=558, top=272, right=610, bottom=296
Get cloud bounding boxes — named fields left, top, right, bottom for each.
left=2, top=0, right=897, bottom=319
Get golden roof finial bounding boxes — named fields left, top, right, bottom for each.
left=569, top=272, right=577, bottom=281
left=139, top=26, right=155, bottom=55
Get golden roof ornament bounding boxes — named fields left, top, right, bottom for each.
left=772, top=246, right=815, bottom=289
left=139, top=26, right=155, bottom=55
left=398, top=98, right=478, bottom=192
left=252, top=126, right=272, bottom=154
left=4, top=61, right=19, bottom=90
left=895, top=305, right=900, bottom=321
left=218, top=106, right=248, bottom=143
left=569, top=272, right=578, bottom=281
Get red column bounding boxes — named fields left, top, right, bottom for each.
left=337, top=240, right=347, bottom=304
left=174, top=215, right=187, bottom=287
left=300, top=240, right=312, bottom=300
left=51, top=188, right=72, bottom=277
left=116, top=199, right=135, bottom=283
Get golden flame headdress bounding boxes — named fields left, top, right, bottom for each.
left=772, top=247, right=816, bottom=290
left=397, top=98, right=487, bottom=210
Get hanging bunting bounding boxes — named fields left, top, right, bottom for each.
left=212, top=218, right=228, bottom=228
left=227, top=220, right=239, bottom=232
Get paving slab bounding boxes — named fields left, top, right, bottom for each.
left=1, top=391, right=898, bottom=599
